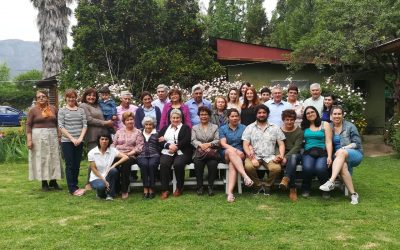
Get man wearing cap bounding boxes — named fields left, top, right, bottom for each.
left=116, top=90, right=138, bottom=130
left=185, top=84, right=212, bottom=126
left=152, top=84, right=170, bottom=113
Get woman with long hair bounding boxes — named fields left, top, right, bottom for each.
left=226, top=87, right=241, bottom=112
left=240, top=87, right=260, bottom=126
left=26, top=90, right=63, bottom=191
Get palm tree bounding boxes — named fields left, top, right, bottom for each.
left=31, top=0, right=72, bottom=78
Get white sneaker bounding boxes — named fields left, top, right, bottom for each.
left=106, top=195, right=113, bottom=201
left=319, top=180, right=335, bottom=192
left=350, top=193, right=359, bottom=205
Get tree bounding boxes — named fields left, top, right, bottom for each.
left=13, top=70, right=42, bottom=87
left=31, top=0, right=72, bottom=78
left=244, top=0, right=268, bottom=44
left=0, top=63, right=10, bottom=82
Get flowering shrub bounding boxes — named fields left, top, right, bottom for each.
left=0, top=123, right=28, bottom=163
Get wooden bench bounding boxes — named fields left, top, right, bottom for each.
left=131, top=163, right=349, bottom=196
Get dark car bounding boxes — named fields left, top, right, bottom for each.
left=0, top=106, right=26, bottom=126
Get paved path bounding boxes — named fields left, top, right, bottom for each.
left=363, top=135, right=395, bottom=157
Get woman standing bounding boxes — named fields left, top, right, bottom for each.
left=26, top=90, right=63, bottom=191
left=89, top=134, right=129, bottom=200
left=210, top=96, right=228, bottom=127
left=158, top=109, right=192, bottom=200
left=238, top=82, right=251, bottom=104
left=159, top=89, right=191, bottom=129
left=112, top=112, right=144, bottom=199
left=219, top=108, right=253, bottom=202
left=192, top=107, right=220, bottom=196
left=226, top=88, right=241, bottom=112
left=135, top=91, right=161, bottom=131
left=240, top=87, right=260, bottom=126
left=137, top=117, right=160, bottom=199
left=301, top=106, right=333, bottom=198
left=319, top=106, right=362, bottom=205
left=321, top=93, right=336, bottom=122
left=58, top=89, right=87, bottom=196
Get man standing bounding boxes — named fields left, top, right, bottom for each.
left=151, top=84, right=169, bottom=112
left=303, top=83, right=324, bottom=115
left=185, top=84, right=212, bottom=126
left=116, top=90, right=138, bottom=130
left=260, top=87, right=271, bottom=103
left=265, top=86, right=292, bottom=127
left=242, top=104, right=286, bottom=195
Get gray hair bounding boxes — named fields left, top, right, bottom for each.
left=272, top=85, right=282, bottom=92
left=141, top=116, right=156, bottom=127
left=156, top=84, right=169, bottom=92
left=170, top=108, right=182, bottom=118
left=310, top=83, right=321, bottom=90
left=191, top=84, right=204, bottom=94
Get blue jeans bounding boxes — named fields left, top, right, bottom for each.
left=137, top=156, right=160, bottom=188
left=301, top=154, right=330, bottom=191
left=61, top=142, right=84, bottom=194
left=284, top=154, right=301, bottom=188
left=90, top=168, right=119, bottom=198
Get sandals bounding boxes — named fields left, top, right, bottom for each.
left=227, top=193, right=236, bottom=203
left=72, top=188, right=86, bottom=196
left=244, top=176, right=254, bottom=187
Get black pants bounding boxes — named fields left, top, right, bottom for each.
left=137, top=156, right=160, bottom=188
left=114, top=157, right=136, bottom=193
left=61, top=142, right=84, bottom=194
left=160, top=154, right=190, bottom=191
left=193, top=157, right=218, bottom=188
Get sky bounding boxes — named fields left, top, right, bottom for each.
left=0, top=0, right=277, bottom=47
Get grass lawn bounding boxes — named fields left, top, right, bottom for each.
left=1, top=156, right=399, bottom=249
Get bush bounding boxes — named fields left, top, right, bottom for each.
left=0, top=124, right=28, bottom=163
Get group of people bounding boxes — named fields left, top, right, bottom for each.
left=26, top=82, right=363, bottom=204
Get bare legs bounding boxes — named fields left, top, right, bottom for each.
left=329, top=149, right=355, bottom=194
left=225, top=148, right=251, bottom=196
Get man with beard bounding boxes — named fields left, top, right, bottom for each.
left=242, top=104, right=286, bottom=195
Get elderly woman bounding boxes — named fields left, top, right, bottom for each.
left=137, top=117, right=160, bottom=199
left=241, top=87, right=260, bottom=126
left=210, top=96, right=228, bottom=127
left=116, top=90, right=138, bottom=130
left=301, top=106, right=333, bottom=198
left=112, top=111, right=144, bottom=199
left=192, top=107, right=220, bottom=196
left=319, top=106, right=362, bottom=205
left=58, top=89, right=87, bottom=196
left=159, top=88, right=192, bottom=129
left=227, top=87, right=241, bottom=113
left=89, top=133, right=129, bottom=200
left=219, top=108, right=253, bottom=202
left=135, top=91, right=161, bottom=131
left=286, top=84, right=304, bottom=127
left=26, top=90, right=63, bottom=191
left=158, top=108, right=192, bottom=200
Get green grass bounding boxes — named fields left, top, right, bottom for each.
left=1, top=156, right=399, bottom=249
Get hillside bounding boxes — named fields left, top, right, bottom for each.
left=0, top=39, right=41, bottom=78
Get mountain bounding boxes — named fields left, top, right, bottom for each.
left=0, top=39, right=42, bottom=78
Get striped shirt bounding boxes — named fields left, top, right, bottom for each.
left=58, top=107, right=88, bottom=142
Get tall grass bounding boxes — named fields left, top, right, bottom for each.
left=0, top=123, right=28, bottom=163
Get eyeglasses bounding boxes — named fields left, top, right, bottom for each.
left=306, top=111, right=316, bottom=115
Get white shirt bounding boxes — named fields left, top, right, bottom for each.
left=161, top=124, right=183, bottom=156
left=303, top=96, right=324, bottom=116
left=88, top=146, right=119, bottom=182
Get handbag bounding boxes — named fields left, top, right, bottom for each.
left=195, top=147, right=219, bottom=161
left=304, top=147, right=328, bottom=158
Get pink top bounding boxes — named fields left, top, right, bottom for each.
left=116, top=104, right=138, bottom=130
left=159, top=102, right=192, bottom=129
left=112, top=127, right=144, bottom=156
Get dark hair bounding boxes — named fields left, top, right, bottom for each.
left=99, top=86, right=111, bottom=94
left=241, top=87, right=260, bottom=109
left=282, top=109, right=297, bottom=120
left=260, top=87, right=271, bottom=95
left=227, top=108, right=240, bottom=117
left=140, top=91, right=153, bottom=102
left=255, top=104, right=270, bottom=115
left=81, top=88, right=99, bottom=104
left=239, top=82, right=251, bottom=97
left=96, top=133, right=113, bottom=148
left=227, top=87, right=240, bottom=104
left=287, top=84, right=299, bottom=93
left=330, top=105, right=344, bottom=116
left=301, top=106, right=322, bottom=130
left=197, top=106, right=212, bottom=116
left=323, top=93, right=337, bottom=111
left=168, top=88, right=182, bottom=102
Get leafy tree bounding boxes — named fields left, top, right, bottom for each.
left=13, top=70, right=42, bottom=88
left=243, top=0, right=268, bottom=44
left=0, top=63, right=10, bottom=82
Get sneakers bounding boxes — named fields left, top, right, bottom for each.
left=279, top=177, right=290, bottom=190
left=351, top=193, right=359, bottom=205
left=106, top=195, right=113, bottom=201
left=302, top=190, right=310, bottom=198
left=319, top=180, right=335, bottom=192
left=289, top=188, right=298, bottom=202
left=253, top=186, right=265, bottom=195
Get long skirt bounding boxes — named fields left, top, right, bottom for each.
left=29, top=128, right=63, bottom=181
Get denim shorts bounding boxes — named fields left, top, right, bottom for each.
left=345, top=149, right=363, bottom=171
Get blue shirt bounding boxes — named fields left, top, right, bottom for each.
left=265, top=100, right=292, bottom=127
left=219, top=123, right=246, bottom=152
left=185, top=98, right=212, bottom=126
left=99, top=98, right=117, bottom=120
left=304, top=127, right=326, bottom=150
